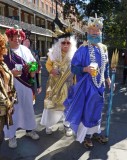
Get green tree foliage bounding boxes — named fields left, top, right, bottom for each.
left=62, top=0, right=87, bottom=25
left=62, top=0, right=127, bottom=49
left=112, top=0, right=127, bottom=49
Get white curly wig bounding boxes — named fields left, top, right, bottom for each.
left=47, top=35, right=77, bottom=62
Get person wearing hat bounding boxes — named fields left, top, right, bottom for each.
left=64, top=15, right=112, bottom=148
left=40, top=25, right=77, bottom=136
left=3, top=26, right=39, bottom=149
left=0, top=33, right=17, bottom=149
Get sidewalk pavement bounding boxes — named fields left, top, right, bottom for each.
left=0, top=62, right=127, bottom=160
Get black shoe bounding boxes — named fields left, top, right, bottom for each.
left=83, top=137, right=94, bottom=149
left=92, top=133, right=108, bottom=144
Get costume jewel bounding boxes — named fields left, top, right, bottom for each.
left=88, top=43, right=107, bottom=88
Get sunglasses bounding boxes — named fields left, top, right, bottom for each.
left=61, top=41, right=71, bottom=45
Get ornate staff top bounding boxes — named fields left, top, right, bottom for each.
left=111, top=48, right=119, bottom=70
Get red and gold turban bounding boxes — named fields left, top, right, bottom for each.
left=5, top=25, right=26, bottom=40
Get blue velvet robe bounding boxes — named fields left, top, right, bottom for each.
left=64, top=45, right=110, bottom=134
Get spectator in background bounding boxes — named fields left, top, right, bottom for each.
left=34, top=49, right=41, bottom=60
left=122, top=50, right=127, bottom=85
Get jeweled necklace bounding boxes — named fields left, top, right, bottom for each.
left=88, top=42, right=107, bottom=88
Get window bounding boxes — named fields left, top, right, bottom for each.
left=36, top=0, right=39, bottom=6
left=24, top=13, right=28, bottom=23
left=58, top=12, right=61, bottom=17
left=31, top=15, right=34, bottom=24
left=45, top=4, right=48, bottom=11
left=40, top=19, right=45, bottom=25
left=50, top=7, right=52, bottom=13
left=28, top=0, right=33, bottom=2
left=36, top=18, right=40, bottom=26
left=41, top=2, right=44, bottom=9
left=53, top=9, right=55, bottom=14
left=0, top=3, right=5, bottom=16
left=8, top=7, right=14, bottom=16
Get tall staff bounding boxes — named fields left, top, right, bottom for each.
left=106, top=49, right=119, bottom=139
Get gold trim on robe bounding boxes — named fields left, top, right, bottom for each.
left=44, top=55, right=73, bottom=111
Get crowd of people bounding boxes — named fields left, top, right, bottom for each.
left=0, top=15, right=114, bottom=150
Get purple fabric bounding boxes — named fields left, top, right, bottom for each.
left=4, top=49, right=33, bottom=90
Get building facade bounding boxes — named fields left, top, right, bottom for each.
left=0, top=0, right=85, bottom=56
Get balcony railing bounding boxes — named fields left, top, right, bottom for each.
left=62, top=19, right=84, bottom=34
left=12, top=0, right=84, bottom=34
left=0, top=15, right=52, bottom=37
left=12, top=0, right=55, bottom=20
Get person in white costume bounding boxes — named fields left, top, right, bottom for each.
left=40, top=25, right=77, bottom=136
left=4, top=26, right=39, bottom=148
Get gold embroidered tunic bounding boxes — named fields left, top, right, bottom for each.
left=0, top=62, right=16, bottom=131
left=44, top=53, right=73, bottom=111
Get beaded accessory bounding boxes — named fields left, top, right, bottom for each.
left=88, top=43, right=107, bottom=88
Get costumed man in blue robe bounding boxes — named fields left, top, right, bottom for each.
left=64, top=15, right=111, bottom=148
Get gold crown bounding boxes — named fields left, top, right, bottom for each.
left=85, top=13, right=104, bottom=31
